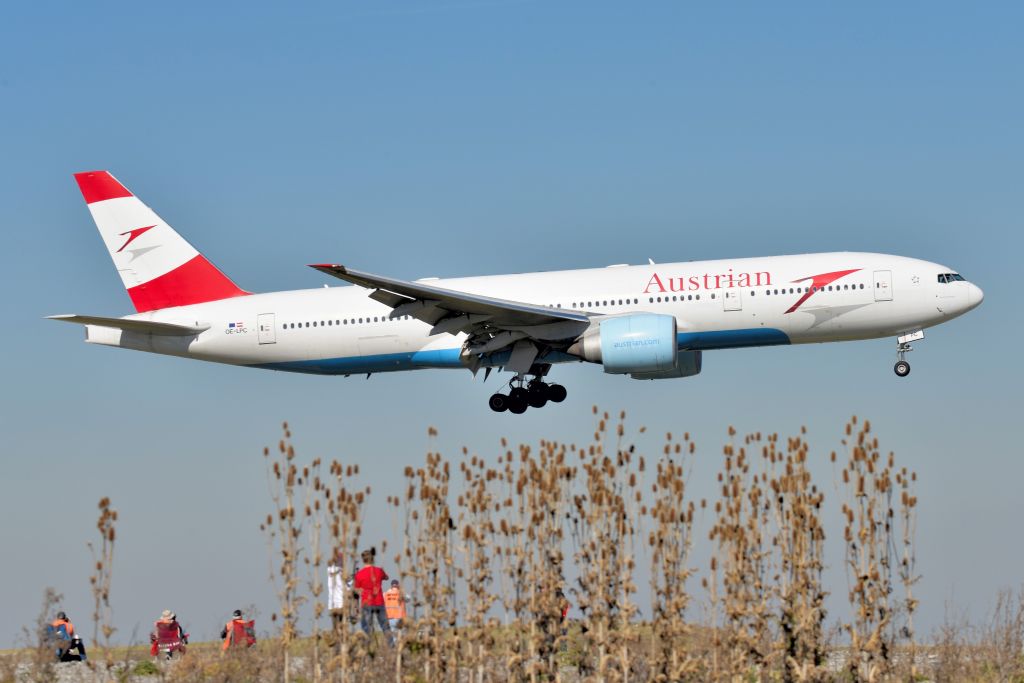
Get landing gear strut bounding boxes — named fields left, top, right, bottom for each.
left=893, top=331, right=923, bottom=378
left=488, top=367, right=567, bottom=414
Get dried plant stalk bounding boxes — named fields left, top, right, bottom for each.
left=838, top=417, right=919, bottom=682
left=326, top=458, right=370, bottom=680
left=647, top=431, right=699, bottom=681
left=87, top=496, right=117, bottom=670
left=570, top=409, right=641, bottom=682
left=261, top=422, right=306, bottom=683
left=401, top=430, right=458, bottom=682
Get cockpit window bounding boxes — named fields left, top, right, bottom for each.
left=937, top=273, right=966, bottom=284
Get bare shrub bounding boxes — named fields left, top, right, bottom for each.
left=977, top=586, right=1024, bottom=682
left=646, top=431, right=699, bottom=681
left=570, top=408, right=642, bottom=681
left=456, top=448, right=500, bottom=683
left=707, top=427, right=772, bottom=680
left=325, top=456, right=371, bottom=680
left=767, top=430, right=828, bottom=682
left=837, top=417, right=919, bottom=682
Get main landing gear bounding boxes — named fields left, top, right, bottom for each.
left=489, top=377, right=567, bottom=414
left=893, top=330, right=924, bottom=377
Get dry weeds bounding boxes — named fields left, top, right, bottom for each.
left=11, top=411, right=1024, bottom=683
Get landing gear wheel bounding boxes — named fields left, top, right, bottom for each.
left=488, top=393, right=509, bottom=412
left=508, top=394, right=528, bottom=414
left=527, top=382, right=548, bottom=408
left=894, top=360, right=911, bottom=377
left=547, top=384, right=567, bottom=403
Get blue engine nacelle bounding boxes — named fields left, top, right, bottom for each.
left=570, top=313, right=678, bottom=374
left=629, top=350, right=702, bottom=380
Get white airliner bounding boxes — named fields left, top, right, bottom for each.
left=51, top=171, right=983, bottom=414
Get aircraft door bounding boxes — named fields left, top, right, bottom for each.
left=723, top=289, right=742, bottom=311
left=257, top=313, right=277, bottom=344
left=873, top=271, right=893, bottom=302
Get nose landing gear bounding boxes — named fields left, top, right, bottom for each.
left=488, top=373, right=567, bottom=414
left=893, top=330, right=924, bottom=377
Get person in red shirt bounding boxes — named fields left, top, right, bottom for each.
left=352, top=548, right=394, bottom=647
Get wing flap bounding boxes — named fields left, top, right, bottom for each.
left=47, top=314, right=209, bottom=336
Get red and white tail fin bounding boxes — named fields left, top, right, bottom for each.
left=73, top=171, right=249, bottom=312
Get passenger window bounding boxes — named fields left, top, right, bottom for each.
left=696, top=295, right=700, bottom=300
left=710, top=293, right=715, bottom=299
left=649, top=297, right=654, bottom=303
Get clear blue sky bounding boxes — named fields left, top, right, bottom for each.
left=1, top=1, right=1020, bottom=647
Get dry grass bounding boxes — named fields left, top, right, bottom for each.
left=11, top=410, right=1024, bottom=683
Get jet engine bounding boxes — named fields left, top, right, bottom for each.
left=568, top=313, right=679, bottom=374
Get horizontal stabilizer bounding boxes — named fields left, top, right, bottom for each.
left=47, top=314, right=209, bottom=336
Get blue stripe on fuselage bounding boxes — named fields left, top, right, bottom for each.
left=251, top=328, right=790, bottom=375
left=677, top=327, right=790, bottom=350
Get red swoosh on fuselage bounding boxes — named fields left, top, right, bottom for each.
left=784, top=268, right=861, bottom=314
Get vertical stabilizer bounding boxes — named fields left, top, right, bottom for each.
left=73, top=171, right=249, bottom=312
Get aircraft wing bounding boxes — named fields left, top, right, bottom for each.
left=47, top=314, right=210, bottom=336
left=309, top=264, right=592, bottom=368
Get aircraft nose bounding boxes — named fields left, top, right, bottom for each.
left=968, top=283, right=984, bottom=308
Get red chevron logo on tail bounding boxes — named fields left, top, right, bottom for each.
left=116, top=225, right=156, bottom=253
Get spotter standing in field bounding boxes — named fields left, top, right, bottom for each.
left=48, top=611, right=86, bottom=662
left=383, top=579, right=409, bottom=634
left=221, top=609, right=256, bottom=651
left=150, top=610, right=187, bottom=658
left=352, top=548, right=394, bottom=646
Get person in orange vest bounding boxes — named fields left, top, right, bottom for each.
left=383, top=579, right=408, bottom=634
left=48, top=611, right=87, bottom=662
left=220, top=609, right=256, bottom=651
